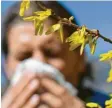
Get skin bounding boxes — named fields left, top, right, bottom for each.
left=2, top=22, right=86, bottom=108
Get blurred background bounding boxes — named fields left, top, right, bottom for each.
left=1, top=1, right=112, bottom=94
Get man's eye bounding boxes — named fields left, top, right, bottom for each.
left=43, top=49, right=58, bottom=58
left=17, top=52, right=32, bottom=61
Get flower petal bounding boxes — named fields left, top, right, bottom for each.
left=59, top=25, right=64, bottom=43
left=19, top=0, right=30, bottom=17
left=46, top=24, right=61, bottom=35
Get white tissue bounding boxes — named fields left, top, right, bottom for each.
left=11, top=58, right=78, bottom=96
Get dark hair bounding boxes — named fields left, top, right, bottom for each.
left=2, top=1, right=78, bottom=57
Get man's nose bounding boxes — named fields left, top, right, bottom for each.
left=31, top=35, right=62, bottom=63
left=32, top=50, right=47, bottom=63
left=31, top=35, right=52, bottom=62
left=31, top=35, right=54, bottom=62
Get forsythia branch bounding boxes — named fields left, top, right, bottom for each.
left=36, top=1, right=112, bottom=44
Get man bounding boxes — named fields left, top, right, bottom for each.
left=1, top=1, right=86, bottom=108
left=1, top=1, right=109, bottom=108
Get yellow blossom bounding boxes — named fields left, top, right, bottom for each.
left=107, top=68, right=112, bottom=82
left=66, top=26, right=98, bottom=55
left=59, top=24, right=64, bottom=43
left=45, top=23, right=64, bottom=42
left=23, top=9, right=52, bottom=22
left=34, top=9, right=51, bottom=17
left=23, top=16, right=44, bottom=35
left=86, top=102, right=102, bottom=108
left=19, top=0, right=30, bottom=16
left=99, top=50, right=112, bottom=83
left=105, top=98, right=112, bottom=108
left=23, top=9, right=52, bottom=35
left=66, top=26, right=87, bottom=55
left=99, top=50, right=112, bottom=61
left=88, top=35, right=97, bottom=55
left=46, top=24, right=61, bottom=35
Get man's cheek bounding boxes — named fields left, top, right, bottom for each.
left=48, top=58, right=65, bottom=72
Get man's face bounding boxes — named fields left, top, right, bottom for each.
left=6, top=22, right=85, bottom=85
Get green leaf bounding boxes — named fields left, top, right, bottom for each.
left=46, top=24, right=61, bottom=35
left=59, top=25, right=64, bottom=43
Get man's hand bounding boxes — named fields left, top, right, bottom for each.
left=1, top=72, right=40, bottom=108
left=40, top=78, right=85, bottom=108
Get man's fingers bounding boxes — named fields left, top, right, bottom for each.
left=73, top=97, right=85, bottom=108
left=41, top=92, right=63, bottom=108
left=10, top=79, right=39, bottom=108
left=38, top=104, right=50, bottom=108
left=2, top=72, right=37, bottom=108
left=9, top=72, right=37, bottom=96
left=22, top=94, right=40, bottom=108
left=41, top=78, right=67, bottom=96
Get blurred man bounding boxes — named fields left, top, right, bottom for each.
left=1, top=1, right=109, bottom=108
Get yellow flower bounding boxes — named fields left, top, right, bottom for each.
left=99, top=50, right=112, bottom=61
left=66, top=26, right=87, bottom=55
left=99, top=50, right=112, bottom=83
left=34, top=9, right=51, bottom=17
left=31, top=9, right=52, bottom=22
left=46, top=24, right=61, bottom=35
left=86, top=102, right=102, bottom=108
left=23, top=9, right=52, bottom=35
left=107, top=68, right=112, bottom=82
left=66, top=26, right=98, bottom=55
left=45, top=23, right=64, bottom=42
left=105, top=93, right=112, bottom=108
left=105, top=98, right=112, bottom=108
left=59, top=24, right=64, bottom=43
left=23, top=9, right=52, bottom=22
left=88, top=35, right=98, bottom=55
left=23, top=16, right=43, bottom=35
left=19, top=0, right=30, bottom=17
